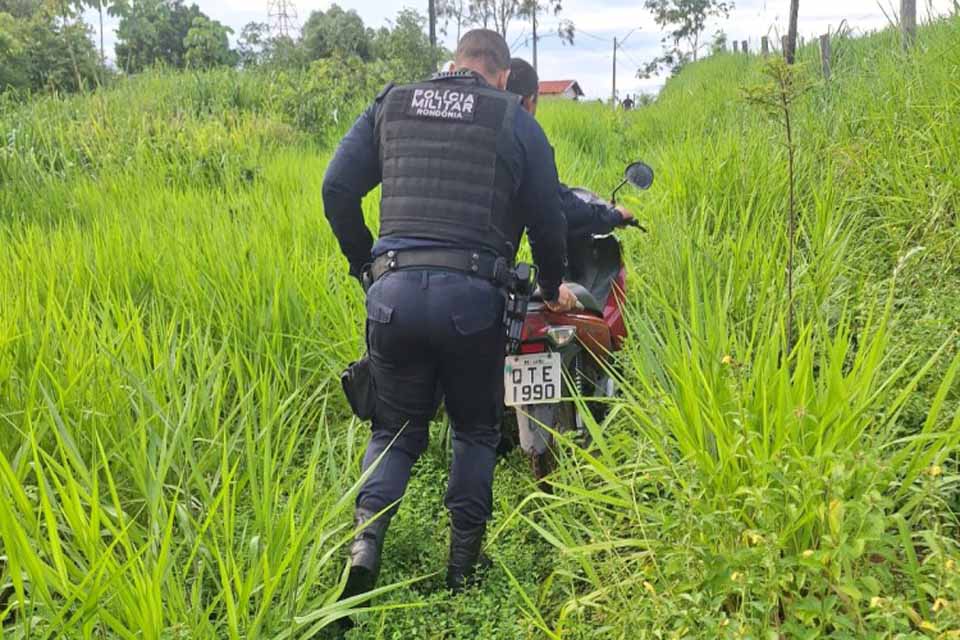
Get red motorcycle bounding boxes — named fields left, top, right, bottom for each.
left=502, top=161, right=654, bottom=480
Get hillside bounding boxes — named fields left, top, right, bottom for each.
left=1, top=15, right=959, bottom=639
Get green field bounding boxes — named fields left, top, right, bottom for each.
left=1, top=16, right=959, bottom=639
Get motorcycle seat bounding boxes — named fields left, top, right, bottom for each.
left=531, top=282, right=604, bottom=316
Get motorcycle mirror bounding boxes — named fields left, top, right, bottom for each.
left=625, top=162, right=655, bottom=190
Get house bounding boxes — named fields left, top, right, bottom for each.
left=538, top=80, right=584, bottom=101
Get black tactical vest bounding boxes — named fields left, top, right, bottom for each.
left=374, top=73, right=521, bottom=258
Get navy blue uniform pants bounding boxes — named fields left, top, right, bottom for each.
left=357, top=269, right=507, bottom=528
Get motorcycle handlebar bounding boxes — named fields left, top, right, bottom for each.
left=620, top=218, right=649, bottom=233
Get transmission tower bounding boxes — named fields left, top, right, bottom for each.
left=268, top=0, right=299, bottom=38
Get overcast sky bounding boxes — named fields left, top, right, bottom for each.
left=85, top=0, right=957, bottom=99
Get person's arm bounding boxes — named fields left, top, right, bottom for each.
left=321, top=103, right=382, bottom=280
left=559, top=183, right=625, bottom=238
left=515, top=114, right=566, bottom=303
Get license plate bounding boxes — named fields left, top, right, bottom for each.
left=504, top=353, right=562, bottom=407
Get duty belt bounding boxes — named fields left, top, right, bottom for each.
left=368, top=249, right=512, bottom=287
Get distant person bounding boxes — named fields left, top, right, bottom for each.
left=506, top=58, right=634, bottom=238
left=621, top=95, right=635, bottom=110
left=322, top=29, right=576, bottom=601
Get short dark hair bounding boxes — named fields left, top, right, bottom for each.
left=455, top=29, right=511, bottom=75
left=507, top=58, right=539, bottom=99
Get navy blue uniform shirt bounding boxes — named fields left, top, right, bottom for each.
left=322, top=75, right=567, bottom=302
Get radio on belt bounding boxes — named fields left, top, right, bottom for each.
left=503, top=262, right=536, bottom=355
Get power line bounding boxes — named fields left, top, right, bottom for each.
left=576, top=28, right=614, bottom=43
left=619, top=27, right=640, bottom=46
left=611, top=27, right=642, bottom=106
left=520, top=33, right=611, bottom=57
left=510, top=28, right=528, bottom=50
left=513, top=23, right=582, bottom=52
left=619, top=49, right=644, bottom=69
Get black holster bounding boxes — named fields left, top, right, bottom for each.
left=341, top=356, right=376, bottom=420
left=361, top=265, right=374, bottom=293
left=503, top=263, right=536, bottom=355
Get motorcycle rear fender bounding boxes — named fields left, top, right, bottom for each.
left=516, top=404, right=559, bottom=456
left=521, top=308, right=613, bottom=365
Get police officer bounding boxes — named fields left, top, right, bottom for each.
left=505, top=57, right=635, bottom=237
left=322, top=29, right=577, bottom=597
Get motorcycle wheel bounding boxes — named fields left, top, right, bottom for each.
left=528, top=401, right=577, bottom=489
left=497, top=411, right=519, bottom=457
left=531, top=449, right=555, bottom=485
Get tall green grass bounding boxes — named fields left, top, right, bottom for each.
left=0, top=70, right=388, bottom=633
left=0, top=65, right=554, bottom=637
left=517, top=16, right=960, bottom=637
left=1, top=15, right=959, bottom=638
left=0, top=146, right=390, bottom=635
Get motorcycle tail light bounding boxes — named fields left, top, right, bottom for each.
left=547, top=326, right=577, bottom=347
left=520, top=342, right=546, bottom=354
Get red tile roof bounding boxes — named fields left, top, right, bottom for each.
left=538, top=80, right=583, bottom=96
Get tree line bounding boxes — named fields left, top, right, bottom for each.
left=0, top=1, right=445, bottom=95
left=434, top=1, right=572, bottom=44
left=2, top=0, right=754, bottom=99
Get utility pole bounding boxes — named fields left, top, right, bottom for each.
left=532, top=4, right=538, bottom=72
left=612, top=36, right=617, bottom=107
left=610, top=28, right=638, bottom=109
left=901, top=0, right=917, bottom=47
left=96, top=0, right=105, bottom=65
left=429, top=0, right=437, bottom=48
left=786, top=0, right=800, bottom=63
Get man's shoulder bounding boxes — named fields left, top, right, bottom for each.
left=512, top=107, right=546, bottom=145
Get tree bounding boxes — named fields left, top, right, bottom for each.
left=639, top=0, right=733, bottom=78
left=0, top=0, right=35, bottom=18
left=77, top=0, right=111, bottom=64
left=113, top=0, right=207, bottom=72
left=518, top=1, right=574, bottom=71
left=710, top=28, right=727, bottom=54
left=743, top=58, right=811, bottom=356
left=489, top=0, right=518, bottom=37
left=301, top=4, right=372, bottom=61
left=0, top=10, right=29, bottom=89
left=53, top=0, right=95, bottom=90
left=0, top=0, right=100, bottom=92
left=438, top=0, right=469, bottom=41
left=371, top=8, right=442, bottom=81
left=183, top=14, right=235, bottom=69
left=468, top=0, right=521, bottom=37
left=237, top=21, right=269, bottom=67
left=95, top=0, right=106, bottom=63
left=468, top=0, right=493, bottom=28
left=267, top=33, right=306, bottom=68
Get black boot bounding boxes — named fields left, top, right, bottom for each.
left=341, top=506, right=391, bottom=601
left=446, top=522, right=492, bottom=593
